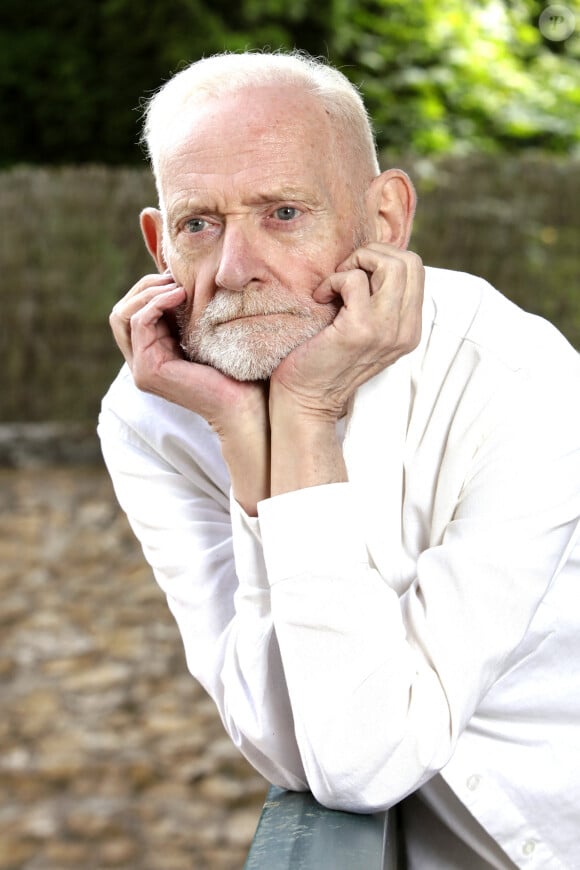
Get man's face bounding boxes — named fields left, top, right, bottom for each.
left=157, top=85, right=370, bottom=380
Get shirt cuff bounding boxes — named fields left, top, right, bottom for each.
left=257, top=483, right=369, bottom=585
left=230, top=490, right=269, bottom=590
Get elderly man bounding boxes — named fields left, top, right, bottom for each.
left=99, top=51, right=580, bottom=868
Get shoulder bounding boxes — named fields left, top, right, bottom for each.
left=403, top=268, right=580, bottom=457
left=423, top=266, right=580, bottom=381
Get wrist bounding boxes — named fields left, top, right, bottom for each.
left=215, top=384, right=271, bottom=516
left=209, top=381, right=269, bottom=440
left=269, top=384, right=347, bottom=497
left=268, top=377, right=347, bottom=426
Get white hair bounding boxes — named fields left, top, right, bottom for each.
left=141, top=50, right=380, bottom=197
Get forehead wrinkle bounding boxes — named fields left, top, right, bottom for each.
left=165, top=176, right=329, bottom=221
left=246, top=186, right=326, bottom=207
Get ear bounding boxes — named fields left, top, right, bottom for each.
left=366, top=169, right=417, bottom=250
left=140, top=207, right=167, bottom=271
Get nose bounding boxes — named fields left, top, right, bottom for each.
left=214, top=219, right=268, bottom=292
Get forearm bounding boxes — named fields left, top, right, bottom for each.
left=216, top=384, right=271, bottom=516
left=269, top=383, right=347, bottom=496
left=221, top=429, right=270, bottom=516
left=257, top=484, right=454, bottom=811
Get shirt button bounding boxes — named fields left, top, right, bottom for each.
left=522, top=839, right=536, bottom=856
left=466, top=774, right=481, bottom=791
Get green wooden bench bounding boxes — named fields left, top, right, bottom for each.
left=244, top=785, right=399, bottom=869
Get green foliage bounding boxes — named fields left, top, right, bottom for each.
left=0, top=0, right=578, bottom=164
left=0, top=0, right=332, bottom=165
left=0, top=0, right=226, bottom=164
left=331, top=0, right=580, bottom=154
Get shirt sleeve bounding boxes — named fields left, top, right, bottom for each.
left=97, top=404, right=307, bottom=791
left=257, top=375, right=580, bottom=813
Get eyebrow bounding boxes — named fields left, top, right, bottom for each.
left=246, top=187, right=322, bottom=206
left=169, top=186, right=323, bottom=218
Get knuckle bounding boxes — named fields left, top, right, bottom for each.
left=109, top=304, right=126, bottom=323
left=399, top=319, right=422, bottom=353
left=390, top=256, right=407, bottom=276
left=132, top=371, right=147, bottom=391
left=137, top=272, right=160, bottom=289
left=129, top=309, right=143, bottom=330
left=404, top=250, right=424, bottom=269
left=347, top=268, right=369, bottom=287
left=131, top=361, right=151, bottom=392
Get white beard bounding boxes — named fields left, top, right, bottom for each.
left=177, top=286, right=340, bottom=381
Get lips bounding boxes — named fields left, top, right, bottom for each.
left=215, top=310, right=300, bottom=325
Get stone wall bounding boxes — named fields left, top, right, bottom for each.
left=0, top=467, right=267, bottom=869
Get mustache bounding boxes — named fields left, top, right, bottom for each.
left=176, top=285, right=336, bottom=332
left=208, top=292, right=316, bottom=324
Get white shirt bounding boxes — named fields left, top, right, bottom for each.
left=98, top=267, right=580, bottom=869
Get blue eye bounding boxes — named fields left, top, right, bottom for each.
left=185, top=218, right=208, bottom=233
left=274, top=207, right=300, bottom=221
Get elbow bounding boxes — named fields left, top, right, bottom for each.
left=306, top=761, right=396, bottom=814
left=296, top=701, right=451, bottom=813
left=300, top=729, right=442, bottom=814
left=310, top=779, right=392, bottom=815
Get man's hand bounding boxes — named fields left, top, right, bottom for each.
left=110, top=273, right=270, bottom=514
left=268, top=244, right=424, bottom=497
left=270, top=243, right=424, bottom=421
left=110, top=273, right=261, bottom=427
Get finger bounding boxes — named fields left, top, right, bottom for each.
left=327, top=251, right=423, bottom=355
left=340, top=246, right=424, bottom=309
left=313, top=269, right=370, bottom=305
left=111, top=284, right=185, bottom=362
left=315, top=265, right=405, bottom=329
left=336, top=242, right=412, bottom=273
left=365, top=252, right=423, bottom=352
left=111, top=281, right=180, bottom=327
left=129, top=286, right=186, bottom=353
left=112, top=274, right=177, bottom=316
left=337, top=246, right=423, bottom=296
left=110, top=275, right=179, bottom=349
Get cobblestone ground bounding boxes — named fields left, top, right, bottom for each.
left=0, top=467, right=268, bottom=870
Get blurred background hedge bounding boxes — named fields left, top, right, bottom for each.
left=1, top=0, right=578, bottom=423
left=2, top=155, right=578, bottom=423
